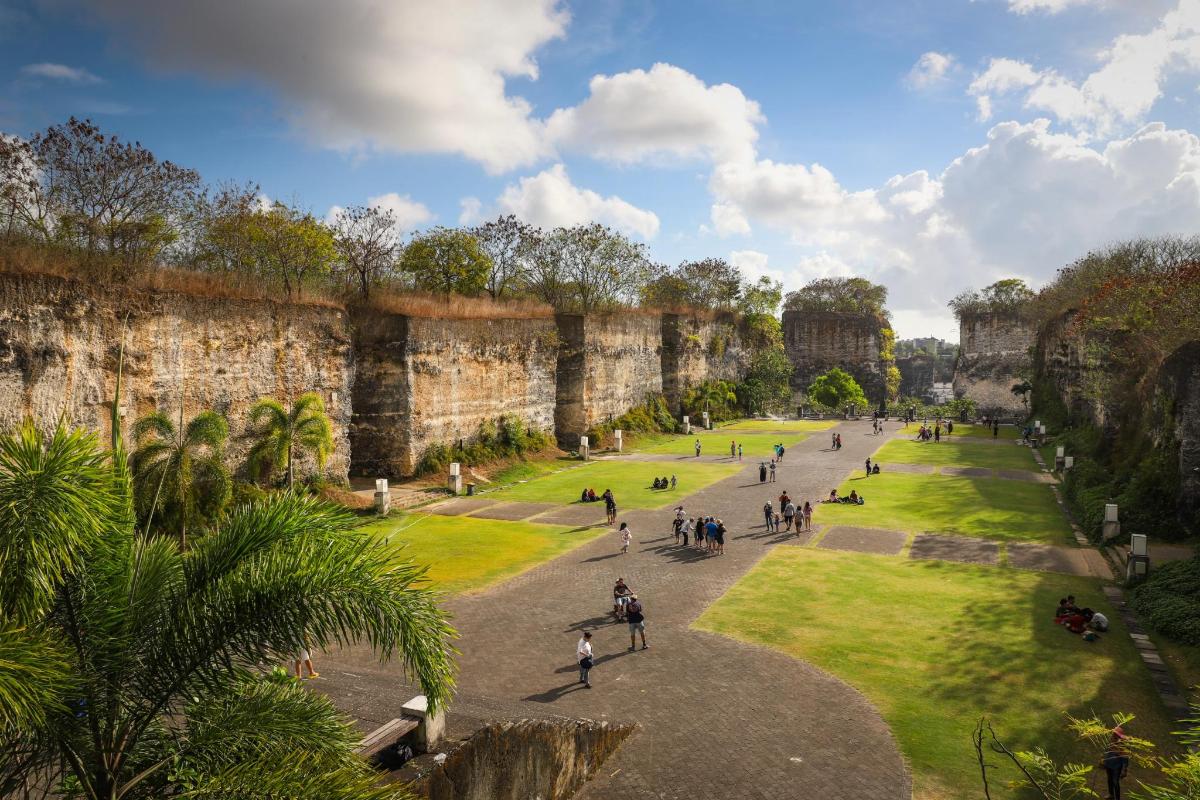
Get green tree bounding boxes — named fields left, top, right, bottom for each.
left=682, top=379, right=740, bottom=422
left=806, top=368, right=869, bottom=411
left=131, top=409, right=231, bottom=547
left=950, top=278, right=1035, bottom=318
left=247, top=393, right=335, bottom=488
left=738, top=345, right=794, bottom=415
left=0, top=421, right=455, bottom=800
left=472, top=215, right=537, bottom=299
left=641, top=258, right=743, bottom=309
left=249, top=203, right=338, bottom=299
left=533, top=224, right=652, bottom=312
left=784, top=277, right=888, bottom=316
left=400, top=227, right=491, bottom=295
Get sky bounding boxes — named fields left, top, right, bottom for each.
left=1, top=0, right=1198, bottom=341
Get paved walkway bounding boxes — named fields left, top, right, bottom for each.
left=323, top=421, right=912, bottom=800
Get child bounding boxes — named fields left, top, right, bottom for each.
left=620, top=522, right=632, bottom=554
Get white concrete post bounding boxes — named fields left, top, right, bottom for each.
left=614, top=430, right=623, bottom=453
left=1128, top=533, right=1150, bottom=582
left=1055, top=446, right=1065, bottom=471
left=1064, top=456, right=1074, bottom=470
left=682, top=415, right=691, bottom=435
left=702, top=411, right=711, bottom=430
left=400, top=695, right=445, bottom=752
left=1103, top=503, right=1120, bottom=542
left=374, top=478, right=390, bottom=515
left=448, top=462, right=462, bottom=495
left=580, top=435, right=590, bottom=461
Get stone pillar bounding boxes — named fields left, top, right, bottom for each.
left=1127, top=533, right=1150, bottom=582
left=702, top=411, right=711, bottom=430
left=1055, top=446, right=1065, bottom=471
left=1064, top=456, right=1074, bottom=470
left=580, top=435, right=590, bottom=461
left=374, top=478, right=390, bottom=515
left=1102, top=503, right=1120, bottom=542
left=683, top=415, right=691, bottom=435
left=448, top=463, right=462, bottom=495
left=401, top=695, right=445, bottom=752
left=614, top=430, right=623, bottom=453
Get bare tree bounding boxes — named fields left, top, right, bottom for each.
left=472, top=214, right=536, bottom=299
left=331, top=204, right=402, bottom=299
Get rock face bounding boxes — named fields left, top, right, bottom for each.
left=554, top=313, right=663, bottom=445
left=660, top=311, right=750, bottom=413
left=1155, top=342, right=1200, bottom=522
left=953, top=311, right=1036, bottom=417
left=0, top=272, right=354, bottom=480
left=421, top=719, right=635, bottom=800
left=896, top=353, right=954, bottom=402
left=1034, top=311, right=1115, bottom=427
left=350, top=312, right=558, bottom=477
left=782, top=310, right=888, bottom=404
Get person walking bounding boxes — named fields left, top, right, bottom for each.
left=619, top=522, right=632, bottom=554
left=1102, top=728, right=1130, bottom=800
left=604, top=489, right=617, bottom=525
left=673, top=506, right=685, bottom=542
left=759, top=461, right=767, bottom=483
left=294, top=634, right=319, bottom=680
left=763, top=500, right=774, bottom=531
left=626, top=596, right=648, bottom=651
left=695, top=439, right=702, bottom=457
left=865, top=457, right=872, bottom=477
left=778, top=444, right=786, bottom=461
left=737, top=443, right=743, bottom=461
left=769, top=460, right=777, bottom=482
left=670, top=474, right=677, bottom=490
left=803, top=501, right=813, bottom=531
left=577, top=631, right=594, bottom=688
left=783, top=499, right=796, bottom=532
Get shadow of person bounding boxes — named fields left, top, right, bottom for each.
left=523, top=681, right=588, bottom=703
left=581, top=552, right=624, bottom=563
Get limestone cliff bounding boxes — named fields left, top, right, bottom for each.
left=953, top=311, right=1036, bottom=417
left=660, top=311, right=750, bottom=412
left=782, top=310, right=888, bottom=405
left=0, top=272, right=354, bottom=480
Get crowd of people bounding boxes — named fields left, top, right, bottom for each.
left=762, top=491, right=813, bottom=534
left=671, top=507, right=729, bottom=554
left=1054, top=595, right=1109, bottom=639
left=914, top=420, right=952, bottom=442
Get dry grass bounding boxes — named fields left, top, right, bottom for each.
left=362, top=289, right=554, bottom=320
left=316, top=484, right=373, bottom=511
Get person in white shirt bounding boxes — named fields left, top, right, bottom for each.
left=577, top=631, right=594, bottom=687
left=1089, top=611, right=1109, bottom=632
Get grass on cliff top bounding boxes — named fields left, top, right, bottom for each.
left=695, top=547, right=1175, bottom=800
left=634, top=430, right=807, bottom=458
left=870, top=438, right=1039, bottom=472
left=716, top=419, right=839, bottom=432
left=817, top=471, right=1071, bottom=543
left=486, top=459, right=741, bottom=508
left=361, top=513, right=603, bottom=595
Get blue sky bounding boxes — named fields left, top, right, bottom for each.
left=2, top=0, right=1198, bottom=339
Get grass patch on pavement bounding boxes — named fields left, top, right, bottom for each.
left=696, top=548, right=1176, bottom=800
left=362, top=513, right=603, bottom=595
left=486, top=459, right=741, bottom=508
left=717, top=419, right=839, bottom=432
left=871, top=439, right=1039, bottom=472
left=817, top=472, right=1071, bottom=543
left=635, top=430, right=806, bottom=458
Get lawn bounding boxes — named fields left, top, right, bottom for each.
left=635, top=430, right=807, bottom=458
left=695, top=548, right=1177, bottom=800
left=817, top=471, right=1072, bottom=543
left=716, top=419, right=839, bottom=432
left=485, top=459, right=741, bottom=508
left=361, top=513, right=604, bottom=595
left=871, top=439, right=1039, bottom=472
left=949, top=423, right=1021, bottom=440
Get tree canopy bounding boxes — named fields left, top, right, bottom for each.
left=400, top=227, right=492, bottom=296
left=641, top=258, right=743, bottom=309
left=784, top=277, right=888, bottom=318
left=949, top=278, right=1035, bottom=318
left=806, top=367, right=869, bottom=410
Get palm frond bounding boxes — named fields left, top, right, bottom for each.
left=181, top=757, right=415, bottom=800
left=0, top=624, right=74, bottom=740
left=183, top=412, right=228, bottom=451
left=247, top=399, right=288, bottom=434
left=131, top=412, right=176, bottom=446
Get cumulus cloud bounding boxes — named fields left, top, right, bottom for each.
left=546, top=63, right=764, bottom=165
left=1007, top=0, right=1103, bottom=13
left=495, top=164, right=660, bottom=238
left=326, top=192, right=433, bottom=230
left=906, top=52, right=956, bottom=88
left=970, top=0, right=1200, bottom=133
left=707, top=119, right=1200, bottom=335
left=458, top=197, right=483, bottom=226
left=20, top=62, right=102, bottom=84
left=72, top=0, right=567, bottom=173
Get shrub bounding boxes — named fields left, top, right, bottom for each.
left=230, top=480, right=271, bottom=507
left=1130, top=557, right=1200, bottom=644
left=414, top=416, right=553, bottom=476
left=1062, top=459, right=1112, bottom=541
left=415, top=441, right=453, bottom=476
left=588, top=394, right=677, bottom=447
left=1117, top=448, right=1185, bottom=540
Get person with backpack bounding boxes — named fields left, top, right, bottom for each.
left=782, top=499, right=796, bottom=532
left=577, top=631, right=594, bottom=688
left=763, top=500, right=775, bottom=531
left=626, top=596, right=648, bottom=651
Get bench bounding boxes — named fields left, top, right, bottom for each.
left=354, top=716, right=420, bottom=759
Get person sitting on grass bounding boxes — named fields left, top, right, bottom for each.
left=872, top=463, right=881, bottom=474
left=652, top=477, right=663, bottom=490
left=849, top=490, right=860, bottom=504
left=581, top=488, right=591, bottom=503
left=827, top=489, right=839, bottom=502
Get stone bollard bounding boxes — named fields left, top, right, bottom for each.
left=614, top=430, right=623, bottom=453
left=448, top=462, right=462, bottom=495
left=1055, top=446, right=1065, bottom=471
left=580, top=435, right=590, bottom=461
left=374, top=478, right=390, bottom=515
left=1064, top=456, right=1074, bottom=470
left=702, top=411, right=711, bottom=430
left=683, top=415, right=691, bottom=435
left=1127, top=533, right=1150, bottom=582
left=1102, top=503, right=1120, bottom=542
left=401, top=695, right=445, bottom=752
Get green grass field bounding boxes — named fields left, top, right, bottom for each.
left=871, top=439, right=1039, bottom=472
left=485, top=459, right=741, bottom=508
left=635, top=430, right=806, bottom=458
left=696, top=548, right=1176, bottom=799
left=361, top=513, right=604, bottom=595
left=717, top=419, right=839, bottom=432
left=949, top=423, right=1021, bottom=440
left=817, top=471, right=1072, bottom=543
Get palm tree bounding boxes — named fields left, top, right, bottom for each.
left=248, top=393, right=334, bottom=488
left=131, top=408, right=232, bottom=547
left=0, top=420, right=456, bottom=800
left=1011, top=380, right=1033, bottom=413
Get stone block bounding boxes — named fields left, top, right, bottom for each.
left=401, top=694, right=445, bottom=752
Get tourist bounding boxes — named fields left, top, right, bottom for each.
left=947, top=420, right=954, bottom=436
left=836, top=433, right=843, bottom=450
left=763, top=500, right=774, bottom=531
left=803, top=501, right=813, bottom=531
left=737, top=442, right=743, bottom=461
left=831, top=432, right=837, bottom=449
left=587, top=488, right=598, bottom=502
left=775, top=509, right=783, bottom=531
left=680, top=517, right=692, bottom=546
left=934, top=425, right=941, bottom=443
left=670, top=474, right=677, bottom=490
left=580, top=488, right=590, bottom=503
left=294, top=634, right=319, bottom=680
left=865, top=457, right=872, bottom=477
left=779, top=489, right=790, bottom=508
left=695, top=439, right=702, bottom=457
left=848, top=489, right=860, bottom=504
left=769, top=460, right=777, bottom=482
left=613, top=579, right=633, bottom=619
left=604, top=489, right=617, bottom=525
left=577, top=631, right=594, bottom=688
left=759, top=461, right=768, bottom=483
left=626, top=595, right=648, bottom=651
left=706, top=517, right=719, bottom=552
left=674, top=507, right=685, bottom=541
left=872, top=463, right=880, bottom=475
left=993, top=421, right=1000, bottom=438
left=619, top=522, right=632, bottom=554
left=1102, top=728, right=1130, bottom=800
left=827, top=489, right=839, bottom=502
left=715, top=519, right=727, bottom=554
left=778, top=444, right=786, bottom=461
left=1090, top=610, right=1109, bottom=632
left=783, top=498, right=796, bottom=532
left=730, top=440, right=737, bottom=458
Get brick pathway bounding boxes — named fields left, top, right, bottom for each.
left=322, top=421, right=912, bottom=799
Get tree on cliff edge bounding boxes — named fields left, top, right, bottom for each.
left=784, top=277, right=888, bottom=317
left=247, top=393, right=334, bottom=489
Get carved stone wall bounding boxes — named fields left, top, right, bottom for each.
left=953, top=311, right=1037, bottom=417
left=782, top=310, right=887, bottom=404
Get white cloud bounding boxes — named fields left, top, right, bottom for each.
left=325, top=192, right=433, bottom=231
left=546, top=63, right=764, bottom=165
left=970, top=0, right=1200, bottom=133
left=906, top=52, right=956, bottom=88
left=1007, top=0, right=1103, bottom=13
left=707, top=119, right=1200, bottom=337
left=710, top=203, right=751, bottom=236
left=20, top=62, right=102, bottom=84
left=495, top=164, right=660, bottom=238
left=458, top=197, right=483, bottom=226
left=74, top=0, right=567, bottom=173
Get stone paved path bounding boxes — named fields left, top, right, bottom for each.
left=323, top=421, right=912, bottom=800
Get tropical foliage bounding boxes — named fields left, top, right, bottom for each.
left=0, top=420, right=456, bottom=800
left=248, top=393, right=335, bottom=488
left=806, top=367, right=869, bottom=411
left=131, top=409, right=231, bottom=546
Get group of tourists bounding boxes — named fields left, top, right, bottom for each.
left=757, top=460, right=779, bottom=482
left=728, top=440, right=744, bottom=460
left=650, top=475, right=677, bottom=491
left=672, top=506, right=728, bottom=554
left=826, top=488, right=864, bottom=505
left=914, top=420, right=952, bottom=442
left=1054, top=594, right=1109, bottom=639
left=830, top=432, right=843, bottom=450
left=763, top=490, right=812, bottom=533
